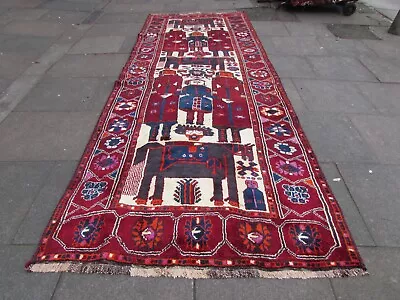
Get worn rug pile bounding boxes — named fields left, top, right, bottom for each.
left=26, top=12, right=366, bottom=278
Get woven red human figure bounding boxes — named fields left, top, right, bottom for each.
left=212, top=71, right=251, bottom=143
left=208, top=29, right=233, bottom=56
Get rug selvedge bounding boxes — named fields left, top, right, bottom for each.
left=26, top=11, right=367, bottom=278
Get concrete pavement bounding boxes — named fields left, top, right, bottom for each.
left=0, top=0, right=399, bottom=299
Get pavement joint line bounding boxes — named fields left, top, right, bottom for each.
left=50, top=273, right=63, bottom=300
left=334, top=163, right=378, bottom=247
left=328, top=278, right=340, bottom=300
left=356, top=55, right=383, bottom=82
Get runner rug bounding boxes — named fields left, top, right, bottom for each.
left=27, top=12, right=367, bottom=279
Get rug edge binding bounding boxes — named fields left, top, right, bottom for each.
left=27, top=262, right=368, bottom=279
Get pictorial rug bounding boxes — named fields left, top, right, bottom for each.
left=27, top=12, right=367, bottom=279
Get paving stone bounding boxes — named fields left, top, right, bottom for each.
left=0, top=75, right=42, bottom=123
left=293, top=78, right=377, bottom=113
left=41, top=0, right=103, bottom=12
left=0, top=0, right=44, bottom=9
left=0, top=35, right=55, bottom=56
left=331, top=247, right=400, bottom=300
left=39, top=10, right=89, bottom=24
left=355, top=82, right=400, bottom=115
left=95, top=12, right=147, bottom=24
left=15, top=76, right=115, bottom=112
left=0, top=162, right=53, bottom=243
left=47, top=53, right=129, bottom=77
left=13, top=161, right=78, bottom=244
left=2, top=20, right=67, bottom=37
left=0, top=112, right=99, bottom=160
left=196, top=278, right=335, bottom=300
left=359, top=55, right=400, bottom=83
left=337, top=162, right=400, bottom=247
left=104, top=2, right=164, bottom=13
left=296, top=112, right=378, bottom=163
left=350, top=115, right=400, bottom=164
left=317, top=37, right=377, bottom=57
left=69, top=36, right=125, bottom=54
left=243, top=7, right=298, bottom=22
left=284, top=22, right=333, bottom=37
left=0, top=78, right=11, bottom=95
left=0, top=53, right=40, bottom=80
left=56, top=24, right=92, bottom=44
left=294, top=11, right=386, bottom=25
left=84, top=22, right=143, bottom=37
left=53, top=274, right=193, bottom=300
left=268, top=55, right=316, bottom=78
left=319, top=163, right=375, bottom=246
left=118, top=34, right=139, bottom=53
left=252, top=21, right=290, bottom=36
left=326, top=24, right=380, bottom=40
left=307, top=56, right=377, bottom=81
left=0, top=245, right=60, bottom=300
left=1, top=8, right=48, bottom=20
left=280, top=77, right=307, bottom=112
left=271, top=36, right=327, bottom=56
left=363, top=40, right=400, bottom=60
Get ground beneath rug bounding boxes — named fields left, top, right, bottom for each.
left=26, top=11, right=367, bottom=279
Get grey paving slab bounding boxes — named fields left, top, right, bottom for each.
left=104, top=2, right=163, bottom=13
left=270, top=36, right=327, bottom=56
left=0, top=0, right=44, bottom=9
left=13, top=161, right=78, bottom=244
left=296, top=112, right=378, bottom=163
left=196, top=278, right=335, bottom=300
left=0, top=112, right=99, bottom=161
left=252, top=21, right=290, bottom=36
left=40, top=0, right=103, bottom=12
left=319, top=163, right=375, bottom=246
left=307, top=56, right=377, bottom=81
left=95, top=12, right=147, bottom=24
left=69, top=36, right=125, bottom=54
left=284, top=22, right=333, bottom=37
left=331, top=247, right=400, bottom=300
left=350, top=115, right=400, bottom=164
left=0, top=245, right=60, bottom=300
left=0, top=161, right=53, bottom=244
left=293, top=78, right=377, bottom=113
left=337, top=162, right=400, bottom=247
left=0, top=35, right=55, bottom=56
left=243, top=7, right=298, bottom=22
left=0, top=75, right=42, bottom=123
left=294, top=11, right=388, bottom=25
left=56, top=24, right=93, bottom=44
left=280, top=77, right=307, bottom=112
left=84, top=22, right=143, bottom=37
left=317, top=37, right=377, bottom=57
left=15, top=76, right=115, bottom=112
left=0, top=78, right=11, bottom=95
left=369, top=25, right=400, bottom=42
left=268, top=55, right=316, bottom=78
left=0, top=53, right=40, bottom=80
left=2, top=20, right=67, bottom=37
left=326, top=24, right=380, bottom=40
left=363, top=39, right=400, bottom=60
left=47, top=53, right=129, bottom=77
left=356, top=82, right=400, bottom=115
left=118, top=34, right=139, bottom=53
left=53, top=274, right=193, bottom=300
left=39, top=10, right=89, bottom=24
left=1, top=8, right=48, bottom=21
left=359, top=55, right=400, bottom=83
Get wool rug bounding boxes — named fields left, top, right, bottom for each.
left=26, top=12, right=366, bottom=279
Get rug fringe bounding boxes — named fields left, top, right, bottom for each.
left=27, top=262, right=368, bottom=279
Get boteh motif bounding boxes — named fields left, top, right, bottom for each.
left=27, top=12, right=365, bottom=278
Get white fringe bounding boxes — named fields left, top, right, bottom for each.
left=27, top=262, right=368, bottom=279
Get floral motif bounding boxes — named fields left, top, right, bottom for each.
left=115, top=101, right=137, bottom=111
left=267, top=123, right=292, bottom=137
left=249, top=69, right=269, bottom=79
left=81, top=181, right=107, bottom=201
left=259, top=106, right=283, bottom=118
left=73, top=217, right=104, bottom=246
left=131, top=217, right=163, bottom=250
left=239, top=222, right=271, bottom=253
left=290, top=224, right=321, bottom=254
left=108, top=118, right=129, bottom=133
left=283, top=184, right=310, bottom=204
left=274, top=142, right=297, bottom=156
left=94, top=154, right=119, bottom=171
left=104, top=136, right=125, bottom=149
left=252, top=80, right=272, bottom=90
left=276, top=160, right=304, bottom=176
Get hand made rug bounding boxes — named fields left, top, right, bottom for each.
left=26, top=11, right=367, bottom=279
